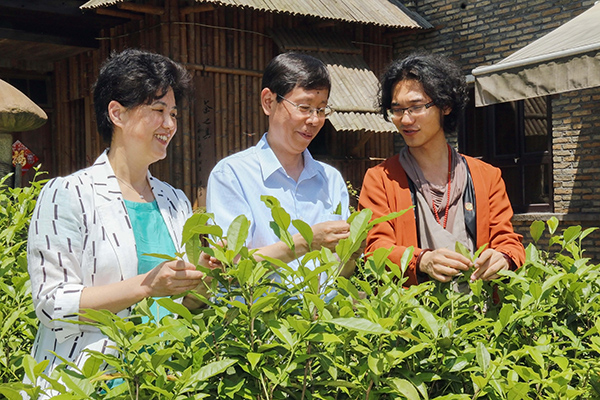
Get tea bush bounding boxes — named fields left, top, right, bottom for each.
left=0, top=169, right=46, bottom=386
left=1, top=188, right=600, bottom=399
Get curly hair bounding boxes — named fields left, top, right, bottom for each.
left=379, top=51, right=469, bottom=133
left=93, top=48, right=192, bottom=143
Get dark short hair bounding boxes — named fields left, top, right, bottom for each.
left=93, top=48, right=192, bottom=143
left=262, top=52, right=331, bottom=101
left=379, top=51, right=469, bottom=133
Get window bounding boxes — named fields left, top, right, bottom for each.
left=5, top=77, right=51, bottom=108
left=460, top=88, right=552, bottom=213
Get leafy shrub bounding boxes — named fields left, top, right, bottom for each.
left=2, top=193, right=600, bottom=399
left=0, top=170, right=46, bottom=385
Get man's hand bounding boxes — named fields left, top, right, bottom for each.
left=309, top=220, right=351, bottom=251
left=198, top=250, right=223, bottom=271
left=471, top=248, right=510, bottom=281
left=418, top=248, right=472, bottom=282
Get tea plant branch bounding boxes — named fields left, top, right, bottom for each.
left=471, top=353, right=504, bottom=400
left=300, top=342, right=312, bottom=400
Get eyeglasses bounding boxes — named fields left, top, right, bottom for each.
left=277, top=94, right=333, bottom=118
left=387, top=102, right=435, bottom=119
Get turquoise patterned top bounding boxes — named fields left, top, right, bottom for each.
left=125, top=199, right=177, bottom=323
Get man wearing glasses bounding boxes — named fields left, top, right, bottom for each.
left=358, top=52, right=525, bottom=287
left=207, top=52, right=356, bottom=279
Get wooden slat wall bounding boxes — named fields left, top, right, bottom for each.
left=52, top=5, right=395, bottom=208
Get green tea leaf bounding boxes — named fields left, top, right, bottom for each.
left=525, top=243, right=539, bottom=263
left=191, top=358, right=237, bottom=381
left=474, top=243, right=488, bottom=259
left=512, top=365, right=540, bottom=382
left=250, top=294, right=277, bottom=318
left=260, top=195, right=281, bottom=209
left=333, top=202, right=342, bottom=215
left=563, top=225, right=581, bottom=246
left=181, top=212, right=223, bottom=244
left=547, top=216, right=559, bottom=235
left=235, top=259, right=254, bottom=286
left=524, top=346, right=545, bottom=370
left=247, top=352, right=262, bottom=370
left=268, top=320, right=295, bottom=348
left=142, top=253, right=177, bottom=261
left=367, top=209, right=410, bottom=229
left=530, top=220, right=545, bottom=243
left=476, top=342, right=490, bottom=372
left=156, top=297, right=192, bottom=323
left=541, top=272, right=565, bottom=295
left=498, top=303, right=514, bottom=328
left=292, top=219, right=313, bottom=251
left=0, top=387, right=24, bottom=400
left=348, top=209, right=371, bottom=242
left=368, top=352, right=386, bottom=376
left=304, top=292, right=325, bottom=315
left=185, top=233, right=201, bottom=266
left=455, top=241, right=472, bottom=260
left=227, top=215, right=250, bottom=254
left=581, top=227, right=598, bottom=241
left=529, top=282, right=542, bottom=300
left=399, top=246, right=415, bottom=275
left=387, top=377, right=421, bottom=400
left=415, top=308, right=439, bottom=338
left=329, top=318, right=390, bottom=334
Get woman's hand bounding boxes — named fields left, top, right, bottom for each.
left=418, top=248, right=472, bottom=282
left=183, top=251, right=224, bottom=310
left=80, top=259, right=206, bottom=315
left=141, top=259, right=205, bottom=298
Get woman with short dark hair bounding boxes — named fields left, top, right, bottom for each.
left=25, top=48, right=214, bottom=395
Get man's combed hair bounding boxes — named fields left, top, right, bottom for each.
left=93, top=48, right=192, bottom=143
left=262, top=52, right=331, bottom=100
left=379, top=51, right=469, bottom=133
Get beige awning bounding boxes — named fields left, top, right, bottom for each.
left=81, top=0, right=432, bottom=29
left=472, top=2, right=600, bottom=106
left=272, top=29, right=397, bottom=134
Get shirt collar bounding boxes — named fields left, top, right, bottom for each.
left=257, top=133, right=320, bottom=182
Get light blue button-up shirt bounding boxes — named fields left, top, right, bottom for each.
left=207, top=133, right=350, bottom=272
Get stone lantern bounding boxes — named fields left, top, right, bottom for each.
left=0, top=79, right=47, bottom=183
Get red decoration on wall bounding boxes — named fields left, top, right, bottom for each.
left=12, top=140, right=38, bottom=174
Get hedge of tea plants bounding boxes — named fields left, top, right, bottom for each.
left=1, top=180, right=600, bottom=399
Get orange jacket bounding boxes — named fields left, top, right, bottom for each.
left=358, top=153, right=525, bottom=287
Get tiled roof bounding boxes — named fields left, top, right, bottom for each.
left=81, top=0, right=432, bottom=29
left=81, top=0, right=123, bottom=9
left=328, top=111, right=395, bottom=134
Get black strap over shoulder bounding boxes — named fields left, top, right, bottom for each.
left=407, top=176, right=418, bottom=227
left=462, top=156, right=477, bottom=243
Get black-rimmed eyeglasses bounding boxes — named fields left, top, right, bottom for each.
left=387, top=102, right=435, bottom=119
left=278, top=94, right=333, bottom=118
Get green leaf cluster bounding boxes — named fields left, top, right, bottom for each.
left=0, top=169, right=47, bottom=386
left=2, top=192, right=600, bottom=399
